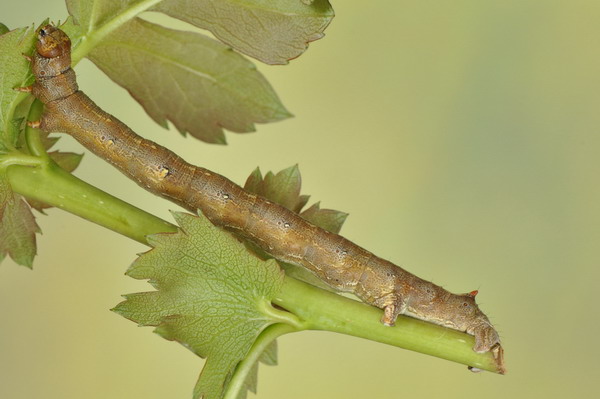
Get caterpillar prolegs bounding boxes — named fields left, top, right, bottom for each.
left=23, top=25, right=504, bottom=371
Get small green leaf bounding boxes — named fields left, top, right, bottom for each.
left=243, top=167, right=263, bottom=194
left=243, top=165, right=307, bottom=212
left=242, top=165, right=348, bottom=290
left=114, top=211, right=287, bottom=399
left=153, top=0, right=335, bottom=64
left=0, top=25, right=36, bottom=149
left=49, top=151, right=84, bottom=172
left=0, top=23, right=9, bottom=35
left=244, top=165, right=348, bottom=233
left=0, top=173, right=40, bottom=267
left=258, top=339, right=278, bottom=366
left=300, top=202, right=348, bottom=235
left=88, top=18, right=291, bottom=144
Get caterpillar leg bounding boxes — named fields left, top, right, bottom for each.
left=13, top=85, right=32, bottom=93
left=381, top=300, right=406, bottom=326
left=381, top=304, right=398, bottom=326
left=13, top=84, right=41, bottom=128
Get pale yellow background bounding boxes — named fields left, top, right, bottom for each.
left=1, top=1, right=598, bottom=398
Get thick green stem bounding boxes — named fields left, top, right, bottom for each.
left=6, top=157, right=502, bottom=375
left=7, top=162, right=174, bottom=244
left=273, top=276, right=501, bottom=373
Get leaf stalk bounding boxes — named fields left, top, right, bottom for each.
left=71, top=0, right=163, bottom=64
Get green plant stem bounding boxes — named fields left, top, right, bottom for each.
left=7, top=161, right=174, bottom=244
left=71, top=0, right=163, bottom=65
left=6, top=158, right=502, bottom=375
left=24, top=100, right=49, bottom=159
left=274, top=277, right=500, bottom=373
left=224, top=323, right=297, bottom=399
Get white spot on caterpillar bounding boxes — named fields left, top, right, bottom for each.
left=283, top=222, right=290, bottom=228
left=158, top=166, right=169, bottom=178
left=222, top=193, right=230, bottom=199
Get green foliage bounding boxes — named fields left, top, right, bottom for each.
left=244, top=164, right=348, bottom=233
left=0, top=173, right=40, bottom=267
left=0, top=26, right=59, bottom=266
left=87, top=17, right=291, bottom=144
left=113, top=211, right=292, bottom=399
left=62, top=0, right=334, bottom=143
left=65, top=0, right=142, bottom=33
left=0, top=25, right=36, bottom=150
left=152, top=0, right=334, bottom=65
left=244, top=165, right=310, bottom=212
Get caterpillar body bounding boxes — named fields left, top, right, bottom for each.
left=24, top=25, right=503, bottom=371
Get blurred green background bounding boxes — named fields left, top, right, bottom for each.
left=1, top=0, right=598, bottom=398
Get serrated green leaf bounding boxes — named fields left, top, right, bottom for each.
left=0, top=25, right=36, bottom=149
left=114, top=211, right=286, bottom=399
left=0, top=172, right=40, bottom=268
left=87, top=18, right=290, bottom=144
left=49, top=151, right=84, bottom=172
left=243, top=165, right=307, bottom=212
left=153, top=0, right=334, bottom=65
left=300, top=202, right=348, bottom=235
left=258, top=339, right=278, bottom=366
left=243, top=167, right=263, bottom=194
left=233, top=337, right=278, bottom=399
left=242, top=165, right=348, bottom=290
left=243, top=165, right=347, bottom=233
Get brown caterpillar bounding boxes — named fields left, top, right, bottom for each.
left=21, top=25, right=504, bottom=372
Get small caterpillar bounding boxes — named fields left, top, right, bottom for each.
left=21, top=25, right=504, bottom=372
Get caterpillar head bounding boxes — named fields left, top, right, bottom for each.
left=36, top=24, right=71, bottom=58
left=32, top=24, right=72, bottom=78
left=440, top=290, right=500, bottom=349
left=420, top=289, right=501, bottom=351
left=432, top=289, right=504, bottom=372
